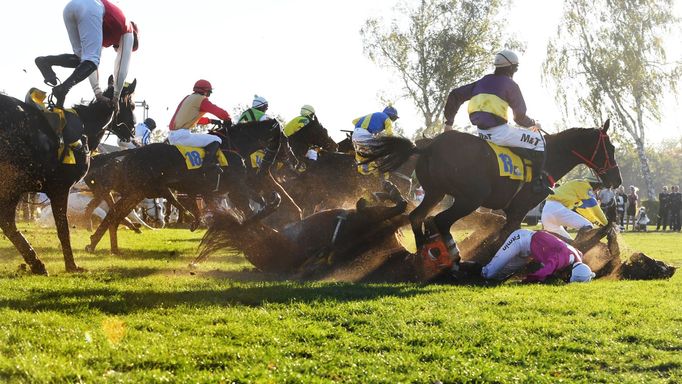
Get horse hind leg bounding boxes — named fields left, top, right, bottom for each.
left=0, top=200, right=48, bottom=275
left=409, top=190, right=445, bottom=249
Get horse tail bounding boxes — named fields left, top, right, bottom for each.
left=194, top=210, right=244, bottom=264
left=358, top=136, right=425, bottom=173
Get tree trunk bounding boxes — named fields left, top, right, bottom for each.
left=634, top=139, right=655, bottom=199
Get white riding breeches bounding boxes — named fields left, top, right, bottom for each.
left=481, top=229, right=533, bottom=280
left=477, top=123, right=545, bottom=151
left=63, top=0, right=104, bottom=66
left=168, top=129, right=222, bottom=147
left=541, top=200, right=593, bottom=239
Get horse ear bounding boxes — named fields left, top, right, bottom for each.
left=127, top=79, right=137, bottom=94
left=107, top=75, right=114, bottom=87
left=602, top=119, right=610, bottom=133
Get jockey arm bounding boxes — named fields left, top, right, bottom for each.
left=200, top=98, right=231, bottom=121
left=443, top=82, right=476, bottom=129
left=111, top=32, right=135, bottom=100
left=507, top=82, right=536, bottom=128
left=383, top=118, right=394, bottom=136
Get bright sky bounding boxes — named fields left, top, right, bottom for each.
left=1, top=0, right=680, bottom=143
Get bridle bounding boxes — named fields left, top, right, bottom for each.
left=570, top=129, right=618, bottom=175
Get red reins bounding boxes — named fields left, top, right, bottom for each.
left=570, top=130, right=617, bottom=175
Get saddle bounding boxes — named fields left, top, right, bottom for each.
left=25, top=88, right=82, bottom=164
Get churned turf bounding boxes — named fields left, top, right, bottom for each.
left=0, top=224, right=680, bottom=383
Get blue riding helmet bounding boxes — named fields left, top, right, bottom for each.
left=383, top=106, right=399, bottom=119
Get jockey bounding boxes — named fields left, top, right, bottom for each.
left=541, top=178, right=608, bottom=239
left=238, top=95, right=270, bottom=123
left=482, top=229, right=595, bottom=283
left=35, top=0, right=139, bottom=109
left=351, top=106, right=398, bottom=174
left=443, top=49, right=553, bottom=195
left=168, top=80, right=232, bottom=170
left=118, top=117, right=156, bottom=149
left=284, top=104, right=318, bottom=160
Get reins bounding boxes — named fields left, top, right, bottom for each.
left=570, top=130, right=617, bottom=175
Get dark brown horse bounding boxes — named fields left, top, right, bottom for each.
left=359, top=120, right=622, bottom=256
left=0, top=81, right=137, bottom=274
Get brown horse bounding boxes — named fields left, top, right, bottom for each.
left=359, top=120, right=623, bottom=257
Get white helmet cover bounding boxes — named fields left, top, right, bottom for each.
left=252, top=95, right=268, bottom=108
left=570, top=262, right=596, bottom=283
left=494, top=50, right=519, bottom=68
left=301, top=104, right=315, bottom=117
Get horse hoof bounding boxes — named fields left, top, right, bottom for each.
left=190, top=221, right=200, bottom=232
left=85, top=244, right=95, bottom=253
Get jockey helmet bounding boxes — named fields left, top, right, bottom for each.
left=252, top=95, right=268, bottom=108
left=131, top=21, right=139, bottom=51
left=193, top=79, right=213, bottom=95
left=144, top=118, right=156, bottom=130
left=301, top=104, right=315, bottom=117
left=383, top=106, right=399, bottom=119
left=494, top=50, right=519, bottom=68
left=570, top=262, right=595, bottom=283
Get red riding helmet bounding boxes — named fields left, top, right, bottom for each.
left=193, top=79, right=212, bottom=95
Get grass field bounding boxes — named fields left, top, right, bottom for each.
left=0, top=224, right=680, bottom=383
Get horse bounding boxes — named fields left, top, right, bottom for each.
left=84, top=119, right=290, bottom=254
left=284, top=117, right=338, bottom=158
left=0, top=80, right=137, bottom=274
left=359, top=120, right=623, bottom=259
left=195, top=182, right=409, bottom=275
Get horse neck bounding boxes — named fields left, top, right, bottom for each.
left=545, top=129, right=589, bottom=180
left=74, top=102, right=112, bottom=148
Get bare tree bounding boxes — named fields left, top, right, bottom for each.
left=361, top=0, right=510, bottom=137
left=543, top=0, right=682, bottom=199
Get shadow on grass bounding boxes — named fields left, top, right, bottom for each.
left=0, top=280, right=431, bottom=315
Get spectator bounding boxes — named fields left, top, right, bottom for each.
left=670, top=185, right=682, bottom=231
left=615, top=186, right=627, bottom=230
left=598, top=186, right=615, bottom=210
left=625, top=185, right=639, bottom=231
left=656, top=186, right=671, bottom=231
left=635, top=207, right=650, bottom=231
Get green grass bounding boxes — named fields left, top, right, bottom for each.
left=0, top=224, right=680, bottom=383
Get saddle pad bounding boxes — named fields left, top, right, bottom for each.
left=57, top=144, right=76, bottom=165
left=250, top=149, right=265, bottom=169
left=486, top=142, right=532, bottom=182
left=174, top=145, right=228, bottom=170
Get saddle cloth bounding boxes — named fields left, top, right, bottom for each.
left=174, top=145, right=228, bottom=170
left=486, top=142, right=532, bottom=182
left=57, top=144, right=76, bottom=165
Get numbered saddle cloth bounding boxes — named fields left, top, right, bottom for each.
left=174, top=145, right=228, bottom=169
left=486, top=142, right=532, bottom=182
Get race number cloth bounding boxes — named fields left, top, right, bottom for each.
left=486, top=142, right=532, bottom=182
left=174, top=145, right=228, bottom=170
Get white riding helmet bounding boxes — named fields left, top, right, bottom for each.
left=494, top=50, right=519, bottom=68
left=569, top=262, right=595, bottom=283
left=252, top=95, right=268, bottom=108
left=301, top=104, right=315, bottom=117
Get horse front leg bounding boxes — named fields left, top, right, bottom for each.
left=409, top=191, right=444, bottom=250
left=162, top=189, right=199, bottom=231
left=87, top=193, right=141, bottom=253
left=47, top=189, right=83, bottom=272
left=0, top=199, right=48, bottom=275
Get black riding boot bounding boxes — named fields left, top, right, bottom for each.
left=35, top=54, right=81, bottom=87
left=52, top=60, right=97, bottom=108
left=529, top=150, right=554, bottom=195
left=201, top=141, right=222, bottom=171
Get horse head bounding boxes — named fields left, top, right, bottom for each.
left=547, top=119, right=622, bottom=188
left=288, top=118, right=339, bottom=157
left=103, top=78, right=137, bottom=143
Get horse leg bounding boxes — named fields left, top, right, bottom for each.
left=84, top=193, right=104, bottom=231
left=162, top=189, right=199, bottom=230
left=46, top=189, right=83, bottom=272
left=87, top=194, right=141, bottom=253
left=108, top=196, right=143, bottom=254
left=0, top=199, right=48, bottom=275
left=433, top=199, right=482, bottom=263
left=409, top=191, right=445, bottom=249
